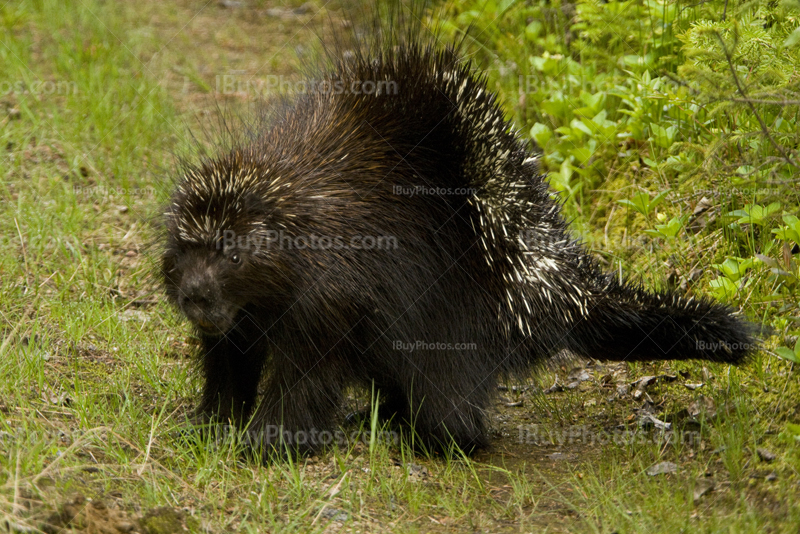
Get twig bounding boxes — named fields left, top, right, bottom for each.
left=136, top=402, right=172, bottom=476
left=715, top=32, right=800, bottom=170
left=13, top=449, right=23, bottom=515
left=678, top=0, right=715, bottom=18
left=311, top=471, right=349, bottom=525
left=14, top=218, right=29, bottom=279
left=731, top=98, right=800, bottom=105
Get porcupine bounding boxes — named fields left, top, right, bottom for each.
left=161, top=18, right=758, bottom=455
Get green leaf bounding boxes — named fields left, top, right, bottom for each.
left=580, top=91, right=602, bottom=107
left=776, top=339, right=800, bottom=363
left=772, top=226, right=800, bottom=244
left=642, top=157, right=658, bottom=167
left=617, top=195, right=649, bottom=216
left=660, top=215, right=687, bottom=238
left=570, top=147, right=594, bottom=165
left=776, top=347, right=800, bottom=363
left=709, top=277, right=738, bottom=300
left=530, top=56, right=561, bottom=76
left=588, top=110, right=617, bottom=139
left=617, top=190, right=671, bottom=218
left=649, top=123, right=677, bottom=148
left=525, top=21, right=543, bottom=41
left=496, top=0, right=518, bottom=15
left=784, top=26, right=800, bottom=48
left=783, top=214, right=800, bottom=227
left=570, top=119, right=594, bottom=137
left=645, top=215, right=687, bottom=239
left=727, top=203, right=781, bottom=226
left=772, top=214, right=800, bottom=245
left=712, top=257, right=754, bottom=282
left=530, top=123, right=553, bottom=147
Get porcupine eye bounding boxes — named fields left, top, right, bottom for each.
left=230, top=253, right=241, bottom=265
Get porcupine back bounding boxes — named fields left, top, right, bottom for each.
left=290, top=39, right=759, bottom=371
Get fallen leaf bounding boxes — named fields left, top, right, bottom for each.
left=757, top=448, right=776, bottom=462
left=646, top=461, right=678, bottom=476
left=693, top=479, right=715, bottom=501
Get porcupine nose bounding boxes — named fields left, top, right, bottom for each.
left=178, top=278, right=215, bottom=325
left=180, top=290, right=208, bottom=309
left=179, top=280, right=209, bottom=307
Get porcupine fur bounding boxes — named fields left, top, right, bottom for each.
left=161, top=12, right=758, bottom=455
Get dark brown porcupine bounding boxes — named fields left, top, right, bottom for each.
left=161, top=14, right=758, bottom=455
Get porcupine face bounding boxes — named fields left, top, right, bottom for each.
left=162, top=244, right=247, bottom=336
left=162, top=154, right=287, bottom=337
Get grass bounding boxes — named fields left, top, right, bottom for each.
left=1, top=0, right=799, bottom=532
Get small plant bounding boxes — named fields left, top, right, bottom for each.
left=712, top=257, right=756, bottom=283
left=776, top=338, right=800, bottom=364
left=772, top=214, right=800, bottom=247
left=617, top=190, right=671, bottom=219
left=708, top=256, right=756, bottom=300
left=727, top=203, right=782, bottom=227
left=644, top=213, right=687, bottom=239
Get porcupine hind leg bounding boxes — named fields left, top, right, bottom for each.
left=390, top=349, right=492, bottom=453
